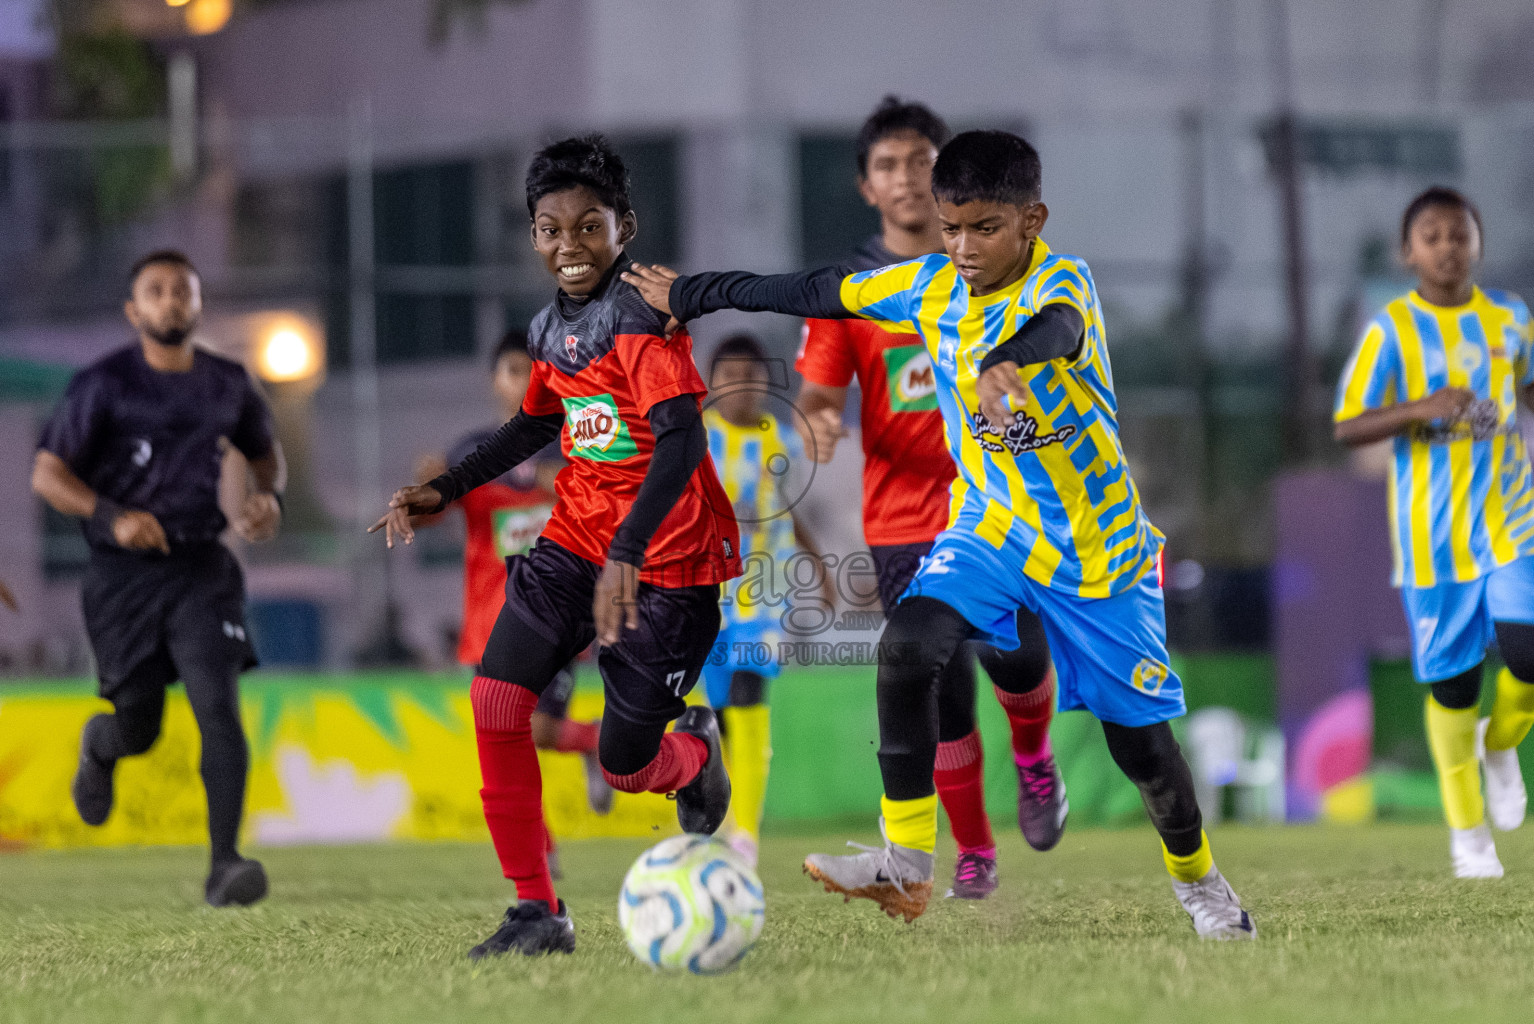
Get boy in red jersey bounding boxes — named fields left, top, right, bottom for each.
left=796, top=98, right=1062, bottom=899
left=414, top=330, right=613, bottom=875
left=372, top=136, right=740, bottom=958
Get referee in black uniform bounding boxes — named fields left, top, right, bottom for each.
left=32, top=250, right=285, bottom=907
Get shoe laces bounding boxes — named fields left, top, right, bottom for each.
left=1179, top=875, right=1238, bottom=925
left=845, top=819, right=908, bottom=896
left=953, top=851, right=992, bottom=884
left=1018, top=759, right=1058, bottom=803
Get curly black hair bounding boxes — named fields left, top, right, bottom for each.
left=524, top=134, right=633, bottom=220
left=128, top=249, right=198, bottom=290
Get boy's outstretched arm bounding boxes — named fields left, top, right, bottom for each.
left=621, top=263, right=854, bottom=323
left=368, top=410, right=563, bottom=547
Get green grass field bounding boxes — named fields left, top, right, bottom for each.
left=4, top=823, right=1534, bottom=1024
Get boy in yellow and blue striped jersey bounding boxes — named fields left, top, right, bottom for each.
left=1335, top=186, right=1534, bottom=878
left=622, top=130, right=1254, bottom=938
left=703, top=333, right=833, bottom=868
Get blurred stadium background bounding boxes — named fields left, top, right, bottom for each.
left=4, top=0, right=1534, bottom=846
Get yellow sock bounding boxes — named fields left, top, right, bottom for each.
left=1425, top=694, right=1484, bottom=829
left=880, top=793, right=938, bottom=854
left=1163, top=830, right=1214, bottom=883
left=721, top=705, right=771, bottom=842
left=1486, top=668, right=1534, bottom=752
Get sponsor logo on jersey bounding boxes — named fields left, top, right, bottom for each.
left=132, top=438, right=152, bottom=467
left=492, top=504, right=554, bottom=559
left=564, top=334, right=580, bottom=360
left=967, top=411, right=1077, bottom=456
left=561, top=393, right=639, bottom=461
left=883, top=345, right=938, bottom=412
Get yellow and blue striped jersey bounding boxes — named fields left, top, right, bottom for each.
left=705, top=408, right=801, bottom=621
left=836, top=238, right=1162, bottom=598
left=1335, top=287, right=1534, bottom=588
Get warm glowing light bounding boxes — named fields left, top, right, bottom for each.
left=185, top=0, right=232, bottom=34
left=165, top=0, right=192, bottom=7
left=255, top=320, right=322, bottom=383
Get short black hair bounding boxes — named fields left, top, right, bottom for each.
left=1401, top=186, right=1483, bottom=249
left=931, top=131, right=1042, bottom=208
left=129, top=249, right=197, bottom=289
left=856, top=96, right=950, bottom=176
left=709, top=333, right=768, bottom=378
left=491, top=329, right=529, bottom=370
left=525, top=134, right=632, bottom=220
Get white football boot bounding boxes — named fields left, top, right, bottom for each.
left=1172, top=867, right=1257, bottom=940
left=1477, top=717, right=1527, bottom=832
left=1451, top=822, right=1504, bottom=878
left=803, top=819, right=934, bottom=923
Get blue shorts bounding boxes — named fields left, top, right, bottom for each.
left=1401, top=555, right=1534, bottom=683
left=702, top=614, right=784, bottom=707
left=902, top=529, right=1184, bottom=727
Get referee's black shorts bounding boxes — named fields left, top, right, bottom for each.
left=82, top=543, right=257, bottom=701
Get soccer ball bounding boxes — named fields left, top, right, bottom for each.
left=618, top=834, right=765, bottom=974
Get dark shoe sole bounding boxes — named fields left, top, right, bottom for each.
left=207, top=861, right=268, bottom=907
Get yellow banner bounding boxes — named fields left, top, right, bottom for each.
left=0, top=680, right=678, bottom=850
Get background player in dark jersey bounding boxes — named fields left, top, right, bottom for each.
left=370, top=136, right=740, bottom=958
left=797, top=98, right=1062, bottom=899
left=32, top=250, right=283, bottom=908
left=412, top=329, right=613, bottom=876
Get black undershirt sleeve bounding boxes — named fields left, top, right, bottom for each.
left=668, top=266, right=853, bottom=323
left=607, top=393, right=706, bottom=568
left=976, top=303, right=1085, bottom=374
left=976, top=303, right=1086, bottom=373
left=426, top=410, right=564, bottom=510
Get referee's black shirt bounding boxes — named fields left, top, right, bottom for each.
left=39, top=344, right=275, bottom=555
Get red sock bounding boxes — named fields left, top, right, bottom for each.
left=553, top=718, right=600, bottom=754
left=603, top=732, right=707, bottom=794
left=995, top=670, right=1056, bottom=764
left=471, top=675, right=556, bottom=907
left=934, top=729, right=995, bottom=855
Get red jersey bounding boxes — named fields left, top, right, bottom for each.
left=797, top=239, right=953, bottom=545
left=522, top=259, right=742, bottom=588
left=448, top=431, right=559, bottom=665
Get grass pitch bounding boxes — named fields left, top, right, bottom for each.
left=4, top=822, right=1533, bottom=1024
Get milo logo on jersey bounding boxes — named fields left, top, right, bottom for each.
left=884, top=345, right=938, bottom=412
left=562, top=393, right=639, bottom=461
left=492, top=504, right=554, bottom=559
left=968, top=411, right=1076, bottom=456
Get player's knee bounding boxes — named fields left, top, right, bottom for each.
left=529, top=712, right=560, bottom=750
left=1496, top=623, right=1534, bottom=683
left=598, top=715, right=663, bottom=779
left=1430, top=666, right=1483, bottom=710
left=1102, top=720, right=1181, bottom=785
left=880, top=597, right=972, bottom=689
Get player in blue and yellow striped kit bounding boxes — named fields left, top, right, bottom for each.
left=1336, top=186, right=1534, bottom=878
left=702, top=333, right=832, bottom=868
left=623, top=130, right=1254, bottom=939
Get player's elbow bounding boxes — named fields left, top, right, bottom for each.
left=30, top=451, right=56, bottom=498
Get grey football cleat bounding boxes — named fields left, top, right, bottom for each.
left=1172, top=866, right=1256, bottom=940
left=804, top=819, right=935, bottom=923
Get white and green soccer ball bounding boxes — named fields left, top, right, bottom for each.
left=618, top=834, right=765, bottom=974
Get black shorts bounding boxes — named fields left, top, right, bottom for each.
left=869, top=541, right=933, bottom=615
left=82, top=543, right=257, bottom=700
left=480, top=539, right=721, bottom=728
left=533, top=665, right=578, bottom=718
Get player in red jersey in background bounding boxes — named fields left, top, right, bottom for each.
left=795, top=98, right=1063, bottom=899
left=413, top=330, right=613, bottom=879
